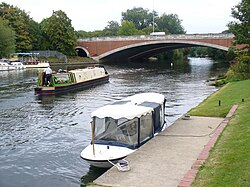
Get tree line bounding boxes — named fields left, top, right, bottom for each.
left=0, top=3, right=186, bottom=59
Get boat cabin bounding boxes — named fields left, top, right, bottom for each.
left=91, top=93, right=166, bottom=149
left=80, top=93, right=166, bottom=168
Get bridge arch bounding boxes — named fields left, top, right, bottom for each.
left=95, top=40, right=229, bottom=62
left=75, top=46, right=90, bottom=57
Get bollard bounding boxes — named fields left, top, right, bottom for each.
left=242, top=98, right=244, bottom=102
left=219, top=100, right=221, bottom=106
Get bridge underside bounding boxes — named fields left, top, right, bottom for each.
left=95, top=41, right=229, bottom=63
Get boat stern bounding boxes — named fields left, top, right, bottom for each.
left=34, top=86, right=55, bottom=95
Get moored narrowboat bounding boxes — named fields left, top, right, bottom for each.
left=34, top=65, right=109, bottom=95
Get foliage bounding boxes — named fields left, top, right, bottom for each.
left=40, top=10, right=77, bottom=55
left=0, top=18, right=15, bottom=58
left=121, top=7, right=155, bottom=30
left=0, top=2, right=37, bottom=52
left=118, top=20, right=145, bottom=36
left=228, top=0, right=250, bottom=55
left=102, top=21, right=120, bottom=36
left=156, top=13, right=185, bottom=34
left=190, top=79, right=250, bottom=187
left=28, top=19, right=42, bottom=50
left=226, top=56, right=250, bottom=81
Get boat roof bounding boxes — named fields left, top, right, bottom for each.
left=69, top=67, right=103, bottom=74
left=91, top=92, right=165, bottom=119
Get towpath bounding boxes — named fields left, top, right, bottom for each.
left=90, top=105, right=237, bottom=187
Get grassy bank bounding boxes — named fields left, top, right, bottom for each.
left=189, top=79, right=250, bottom=187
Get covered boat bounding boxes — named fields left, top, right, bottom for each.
left=80, top=92, right=166, bottom=168
left=34, top=65, right=109, bottom=95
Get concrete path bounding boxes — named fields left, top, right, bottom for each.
left=91, top=116, right=224, bottom=187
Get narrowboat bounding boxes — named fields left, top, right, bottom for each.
left=80, top=92, right=166, bottom=168
left=34, top=65, right=109, bottom=95
left=23, top=60, right=50, bottom=68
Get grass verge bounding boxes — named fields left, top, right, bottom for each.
left=190, top=79, right=250, bottom=187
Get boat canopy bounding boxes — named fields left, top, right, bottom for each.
left=91, top=93, right=165, bottom=120
left=123, top=92, right=165, bottom=105
left=91, top=104, right=153, bottom=120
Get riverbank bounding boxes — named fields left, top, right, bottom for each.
left=189, top=79, right=250, bottom=187
left=89, top=79, right=250, bottom=187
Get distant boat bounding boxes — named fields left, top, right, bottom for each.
left=80, top=92, right=166, bottom=168
left=34, top=65, right=109, bottom=95
left=0, top=59, right=16, bottom=71
left=10, top=61, right=26, bottom=70
left=23, top=60, right=49, bottom=68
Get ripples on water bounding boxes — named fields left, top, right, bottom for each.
left=0, top=58, right=228, bottom=187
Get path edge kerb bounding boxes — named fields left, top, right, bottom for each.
left=178, top=104, right=238, bottom=187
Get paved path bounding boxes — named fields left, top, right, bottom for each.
left=91, top=116, right=225, bottom=187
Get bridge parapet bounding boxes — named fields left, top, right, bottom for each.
left=77, top=33, right=234, bottom=42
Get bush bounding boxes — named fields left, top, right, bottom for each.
left=226, top=56, right=250, bottom=81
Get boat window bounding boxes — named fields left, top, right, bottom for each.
left=153, top=105, right=161, bottom=132
left=140, top=113, right=153, bottom=143
left=94, top=117, right=139, bottom=148
left=94, top=117, right=106, bottom=137
left=160, top=104, right=164, bottom=128
left=53, top=74, right=71, bottom=84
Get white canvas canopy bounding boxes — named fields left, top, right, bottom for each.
left=91, top=92, right=164, bottom=120
left=91, top=104, right=153, bottom=120
left=123, top=92, right=165, bottom=104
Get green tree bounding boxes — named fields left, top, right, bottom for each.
left=0, top=2, right=35, bottom=52
left=103, top=21, right=120, bottom=36
left=28, top=20, right=42, bottom=50
left=228, top=0, right=250, bottom=55
left=118, top=20, right=144, bottom=36
left=40, top=10, right=77, bottom=55
left=0, top=18, right=15, bottom=58
left=156, top=13, right=185, bottom=34
left=121, top=7, right=155, bottom=30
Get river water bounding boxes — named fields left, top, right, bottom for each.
left=0, top=57, right=228, bottom=187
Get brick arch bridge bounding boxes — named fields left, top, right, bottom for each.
left=76, top=33, right=235, bottom=63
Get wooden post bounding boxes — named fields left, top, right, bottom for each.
left=91, top=122, right=95, bottom=156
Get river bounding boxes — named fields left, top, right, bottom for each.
left=0, top=57, right=228, bottom=187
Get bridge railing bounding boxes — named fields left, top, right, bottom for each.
left=77, top=33, right=234, bottom=42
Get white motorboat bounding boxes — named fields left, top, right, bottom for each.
left=80, top=92, right=166, bottom=168
left=10, top=61, right=26, bottom=70
left=0, top=59, right=15, bottom=71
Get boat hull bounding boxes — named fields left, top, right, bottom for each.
left=34, top=75, right=109, bottom=95
left=80, top=144, right=136, bottom=168
left=82, top=157, right=125, bottom=168
left=24, top=62, right=50, bottom=68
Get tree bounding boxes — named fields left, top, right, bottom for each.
left=118, top=20, right=144, bottom=36
left=156, top=13, right=185, bottom=34
left=103, top=21, right=120, bottom=36
left=121, top=7, right=155, bottom=30
left=228, top=0, right=250, bottom=55
left=0, top=18, right=15, bottom=58
left=0, top=2, right=35, bottom=52
left=40, top=10, right=77, bottom=55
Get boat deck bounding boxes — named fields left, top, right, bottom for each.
left=90, top=116, right=225, bottom=187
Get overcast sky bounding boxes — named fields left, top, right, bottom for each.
left=2, top=0, right=240, bottom=34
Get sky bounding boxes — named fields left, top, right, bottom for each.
left=2, top=0, right=241, bottom=34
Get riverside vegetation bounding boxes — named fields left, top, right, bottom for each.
left=189, top=79, right=250, bottom=187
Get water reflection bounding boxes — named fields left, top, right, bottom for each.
left=80, top=166, right=108, bottom=186
left=36, top=95, right=56, bottom=105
